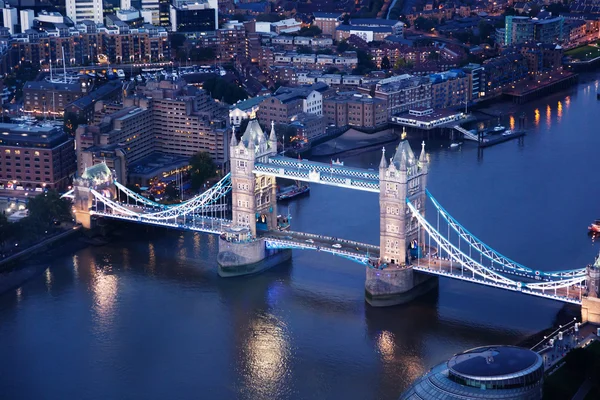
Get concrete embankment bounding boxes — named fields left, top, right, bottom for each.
left=0, top=226, right=87, bottom=295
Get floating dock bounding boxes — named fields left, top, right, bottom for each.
left=479, top=131, right=526, bottom=148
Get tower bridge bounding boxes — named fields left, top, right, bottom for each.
left=68, top=119, right=600, bottom=322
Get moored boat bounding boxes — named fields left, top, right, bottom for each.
left=277, top=184, right=310, bottom=201
left=589, top=219, right=600, bottom=233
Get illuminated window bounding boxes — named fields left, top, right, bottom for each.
left=34, top=151, right=40, bottom=156
left=4, top=149, right=10, bottom=154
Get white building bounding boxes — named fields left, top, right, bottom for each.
left=255, top=21, right=271, bottom=33
left=229, top=95, right=270, bottom=127
left=271, top=18, right=301, bottom=34
left=66, top=0, right=103, bottom=24
left=2, top=6, right=17, bottom=35
left=120, top=0, right=131, bottom=9
left=36, top=11, right=65, bottom=25
left=140, top=8, right=158, bottom=24
left=302, top=90, right=322, bottom=116
left=19, top=9, right=34, bottom=32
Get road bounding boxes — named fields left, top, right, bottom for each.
left=265, top=230, right=380, bottom=260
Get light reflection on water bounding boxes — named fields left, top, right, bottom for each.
left=1, top=78, right=599, bottom=399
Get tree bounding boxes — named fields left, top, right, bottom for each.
left=170, top=33, right=187, bottom=50
left=202, top=77, right=248, bottom=105
left=26, top=190, right=72, bottom=229
left=0, top=212, right=10, bottom=248
left=352, top=49, right=376, bottom=75
left=414, top=17, right=436, bottom=32
left=190, top=47, right=215, bottom=61
left=256, top=13, right=284, bottom=22
left=337, top=39, right=350, bottom=52
left=296, top=46, right=313, bottom=54
left=381, top=56, right=391, bottom=70
left=297, top=26, right=322, bottom=37
left=316, top=49, right=333, bottom=55
left=189, top=152, right=217, bottom=191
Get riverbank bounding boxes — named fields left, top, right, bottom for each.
left=310, top=128, right=398, bottom=159
left=0, top=225, right=82, bottom=269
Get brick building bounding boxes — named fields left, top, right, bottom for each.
left=323, top=92, right=387, bottom=128
left=312, top=12, right=342, bottom=36
left=0, top=124, right=76, bottom=190
left=358, top=74, right=432, bottom=117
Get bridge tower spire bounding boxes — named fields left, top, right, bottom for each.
left=367, top=140, right=434, bottom=306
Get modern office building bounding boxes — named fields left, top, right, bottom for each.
left=2, top=6, right=18, bottom=35
left=400, top=346, right=544, bottom=400
left=170, top=0, right=218, bottom=34
left=141, top=0, right=171, bottom=27
left=505, top=16, right=564, bottom=46
left=0, top=124, right=76, bottom=190
left=19, top=9, right=35, bottom=33
left=66, top=0, right=104, bottom=24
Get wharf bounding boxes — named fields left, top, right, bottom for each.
left=479, top=131, right=526, bottom=148
left=503, top=72, right=578, bottom=104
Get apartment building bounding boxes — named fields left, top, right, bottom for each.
left=359, top=74, right=432, bottom=117
left=323, top=93, right=387, bottom=129
left=429, top=69, right=470, bottom=109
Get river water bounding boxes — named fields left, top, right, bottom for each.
left=1, top=77, right=599, bottom=399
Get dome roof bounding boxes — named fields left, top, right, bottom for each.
left=448, top=346, right=541, bottom=379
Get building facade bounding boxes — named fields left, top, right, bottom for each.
left=312, top=12, right=342, bottom=36
left=359, top=74, right=432, bottom=118
left=0, top=124, right=76, bottom=190
left=66, top=0, right=103, bottom=23
left=430, top=69, right=470, bottom=109
left=323, top=93, right=387, bottom=129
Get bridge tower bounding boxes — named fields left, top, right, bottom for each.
left=217, top=120, right=290, bottom=277
left=366, top=141, right=436, bottom=306
left=581, top=253, right=600, bottom=323
left=72, top=163, right=115, bottom=229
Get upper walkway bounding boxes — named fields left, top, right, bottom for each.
left=254, top=155, right=380, bottom=192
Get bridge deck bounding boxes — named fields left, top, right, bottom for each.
left=254, top=156, right=379, bottom=192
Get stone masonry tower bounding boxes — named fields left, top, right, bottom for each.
left=378, top=140, right=428, bottom=265
left=218, top=120, right=291, bottom=278
left=229, top=120, right=278, bottom=236
left=366, top=140, right=434, bottom=307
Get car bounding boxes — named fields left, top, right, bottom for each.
left=332, top=244, right=342, bottom=249
left=305, top=239, right=314, bottom=244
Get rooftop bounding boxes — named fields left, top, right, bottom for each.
left=0, top=123, right=71, bottom=148
left=448, top=346, right=541, bottom=379
left=231, top=95, right=271, bottom=111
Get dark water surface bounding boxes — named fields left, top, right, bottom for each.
left=1, top=78, right=599, bottom=400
